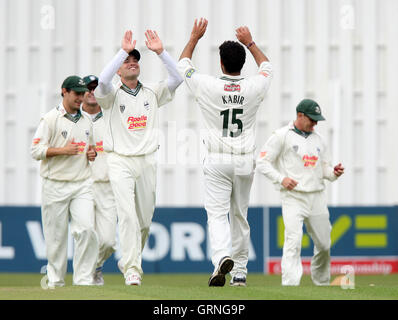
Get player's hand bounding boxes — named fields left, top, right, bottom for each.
left=282, top=177, right=298, bottom=190
left=86, top=145, right=97, bottom=162
left=122, top=30, right=137, bottom=54
left=63, top=139, right=79, bottom=155
left=236, top=26, right=253, bottom=47
left=190, top=18, right=208, bottom=42
left=333, top=163, right=345, bottom=177
left=145, top=30, right=164, bottom=55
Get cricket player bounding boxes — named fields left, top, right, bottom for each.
left=256, top=99, right=344, bottom=286
left=31, top=75, right=99, bottom=287
left=177, top=19, right=273, bottom=287
left=81, top=75, right=117, bottom=285
left=94, top=30, right=182, bottom=285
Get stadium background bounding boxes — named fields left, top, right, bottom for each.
left=0, top=0, right=397, bottom=275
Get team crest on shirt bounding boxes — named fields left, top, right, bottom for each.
left=85, top=130, right=90, bottom=137
left=120, top=104, right=126, bottom=113
left=292, top=145, right=299, bottom=153
left=61, top=131, right=68, bottom=139
left=144, top=101, right=150, bottom=110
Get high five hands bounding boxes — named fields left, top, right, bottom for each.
left=121, top=29, right=164, bottom=55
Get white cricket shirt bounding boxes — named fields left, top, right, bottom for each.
left=95, top=80, right=174, bottom=156
left=81, top=110, right=109, bottom=182
left=177, top=58, right=273, bottom=155
left=31, top=103, right=93, bottom=181
left=256, top=121, right=338, bottom=192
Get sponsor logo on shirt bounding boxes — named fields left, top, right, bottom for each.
left=32, top=138, right=40, bottom=145
left=260, top=151, right=267, bottom=158
left=128, top=115, right=147, bottom=130
left=186, top=68, right=195, bottom=78
left=95, top=141, right=104, bottom=153
left=224, top=84, right=241, bottom=92
left=259, top=71, right=269, bottom=77
left=302, top=155, right=318, bottom=167
left=72, top=141, right=87, bottom=154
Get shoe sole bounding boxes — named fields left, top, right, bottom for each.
left=208, top=258, right=234, bottom=287
left=230, top=282, right=247, bottom=287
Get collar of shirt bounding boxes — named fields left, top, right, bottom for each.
left=120, top=81, right=143, bottom=96
left=57, top=102, right=82, bottom=123
left=288, top=121, right=312, bottom=138
left=219, top=74, right=244, bottom=82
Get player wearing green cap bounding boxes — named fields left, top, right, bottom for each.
left=256, top=99, right=344, bottom=286
left=94, top=29, right=182, bottom=286
left=31, top=75, right=99, bottom=287
left=81, top=75, right=117, bottom=285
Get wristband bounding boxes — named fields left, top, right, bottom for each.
left=246, top=41, right=255, bottom=49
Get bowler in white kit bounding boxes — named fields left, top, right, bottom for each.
left=178, top=19, right=273, bottom=287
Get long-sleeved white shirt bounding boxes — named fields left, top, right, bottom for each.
left=94, top=49, right=182, bottom=156
left=31, top=103, right=93, bottom=181
left=177, top=58, right=273, bottom=155
left=256, top=121, right=338, bottom=192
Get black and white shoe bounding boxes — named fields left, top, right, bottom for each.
left=230, top=274, right=247, bottom=287
left=208, top=256, right=234, bottom=287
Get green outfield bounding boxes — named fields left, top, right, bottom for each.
left=0, top=273, right=397, bottom=300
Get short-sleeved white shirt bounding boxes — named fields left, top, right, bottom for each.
left=177, top=58, right=273, bottom=155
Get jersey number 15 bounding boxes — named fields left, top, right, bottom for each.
left=220, top=108, right=243, bottom=138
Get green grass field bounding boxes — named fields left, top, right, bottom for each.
left=0, top=273, right=397, bottom=300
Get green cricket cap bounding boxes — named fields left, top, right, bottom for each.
left=61, top=76, right=88, bottom=93
left=128, top=49, right=141, bottom=61
left=83, top=75, right=99, bottom=86
left=296, top=99, right=325, bottom=121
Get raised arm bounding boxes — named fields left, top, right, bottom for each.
left=235, top=26, right=269, bottom=66
left=145, top=30, right=183, bottom=92
left=179, top=18, right=208, bottom=60
left=96, top=30, right=136, bottom=97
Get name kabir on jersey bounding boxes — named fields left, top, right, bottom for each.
left=127, top=115, right=147, bottom=130
left=222, top=94, right=244, bottom=105
left=302, top=155, right=318, bottom=167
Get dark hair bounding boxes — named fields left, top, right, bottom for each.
left=61, top=88, right=71, bottom=97
left=219, top=41, right=246, bottom=74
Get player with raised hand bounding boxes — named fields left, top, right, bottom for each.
left=177, top=19, right=273, bottom=287
left=256, top=99, right=344, bottom=286
left=94, top=29, right=182, bottom=286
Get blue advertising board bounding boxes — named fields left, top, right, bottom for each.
left=0, top=207, right=264, bottom=274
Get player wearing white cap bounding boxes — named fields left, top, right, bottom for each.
left=94, top=30, right=182, bottom=285
left=81, top=75, right=117, bottom=286
left=177, top=19, right=273, bottom=287
left=256, top=99, right=344, bottom=286
left=31, top=75, right=99, bottom=287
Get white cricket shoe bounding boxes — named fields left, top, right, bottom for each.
left=93, top=267, right=104, bottom=286
left=230, top=273, right=247, bottom=287
left=125, top=274, right=141, bottom=286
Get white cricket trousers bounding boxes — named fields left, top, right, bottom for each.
left=203, top=153, right=254, bottom=277
left=92, top=181, right=117, bottom=269
left=107, top=152, right=157, bottom=279
left=280, top=189, right=332, bottom=286
left=41, top=178, right=99, bottom=286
